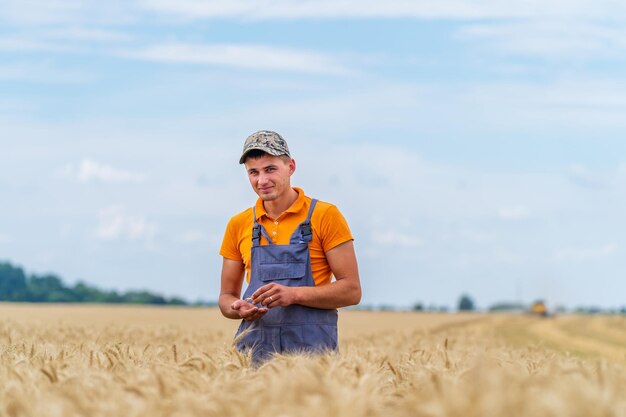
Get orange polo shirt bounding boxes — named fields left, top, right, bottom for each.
left=219, top=187, right=353, bottom=286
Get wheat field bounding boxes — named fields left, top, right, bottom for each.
left=1, top=304, right=625, bottom=417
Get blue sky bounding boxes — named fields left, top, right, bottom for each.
left=1, top=0, right=625, bottom=309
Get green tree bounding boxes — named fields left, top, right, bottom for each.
left=458, top=294, right=475, bottom=311
left=121, top=291, right=167, bottom=304
left=168, top=297, right=187, bottom=306
left=0, top=262, right=28, bottom=301
left=0, top=260, right=189, bottom=305
left=26, top=274, right=68, bottom=302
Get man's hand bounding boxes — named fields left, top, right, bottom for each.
left=252, top=283, right=297, bottom=308
left=231, top=299, right=268, bottom=321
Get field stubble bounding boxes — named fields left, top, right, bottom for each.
left=1, top=304, right=625, bottom=417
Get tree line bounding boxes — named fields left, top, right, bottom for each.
left=0, top=261, right=189, bottom=305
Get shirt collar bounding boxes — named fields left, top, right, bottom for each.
left=254, top=187, right=306, bottom=220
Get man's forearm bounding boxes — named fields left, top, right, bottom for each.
left=292, top=278, right=361, bottom=310
left=219, top=294, right=242, bottom=319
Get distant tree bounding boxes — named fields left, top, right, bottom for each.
left=488, top=302, right=525, bottom=312
left=574, top=306, right=603, bottom=314
left=168, top=297, right=187, bottom=306
left=412, top=302, right=424, bottom=311
left=554, top=305, right=568, bottom=314
left=193, top=299, right=218, bottom=307
left=104, top=291, right=124, bottom=303
left=72, top=281, right=102, bottom=302
left=121, top=291, right=167, bottom=305
left=0, top=262, right=28, bottom=301
left=26, top=274, right=67, bottom=302
left=458, top=294, right=475, bottom=311
left=0, top=260, right=188, bottom=305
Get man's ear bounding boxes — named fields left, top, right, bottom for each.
left=289, top=159, right=296, bottom=175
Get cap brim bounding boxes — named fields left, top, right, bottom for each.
left=239, top=147, right=289, bottom=164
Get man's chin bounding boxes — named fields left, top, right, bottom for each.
left=258, top=193, right=277, bottom=201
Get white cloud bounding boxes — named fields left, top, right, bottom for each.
left=138, top=0, right=479, bottom=20
left=0, top=36, right=73, bottom=53
left=175, top=231, right=208, bottom=244
left=58, top=224, right=73, bottom=239
left=1, top=1, right=625, bottom=76
left=554, top=244, right=617, bottom=262
left=222, top=79, right=626, bottom=141
left=137, top=0, right=626, bottom=20
left=617, top=164, right=626, bottom=188
left=297, top=141, right=562, bottom=223
left=45, top=27, right=133, bottom=42
left=0, top=28, right=130, bottom=54
left=0, top=233, right=11, bottom=244
left=457, top=229, right=497, bottom=243
left=492, top=249, right=525, bottom=265
left=497, top=206, right=529, bottom=220
left=0, top=0, right=83, bottom=25
left=458, top=20, right=626, bottom=59
left=0, top=97, right=32, bottom=113
left=0, top=26, right=131, bottom=59
left=0, top=0, right=137, bottom=26
left=0, top=62, right=96, bottom=83
left=2, top=0, right=625, bottom=68
left=96, top=205, right=157, bottom=241
left=2, top=0, right=624, bottom=26
left=63, top=159, right=146, bottom=184
left=453, top=248, right=525, bottom=268
left=120, top=43, right=351, bottom=74
left=0, top=63, right=37, bottom=80
left=373, top=230, right=424, bottom=248
left=568, top=165, right=606, bottom=189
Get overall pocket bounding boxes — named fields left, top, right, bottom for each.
left=254, top=243, right=309, bottom=282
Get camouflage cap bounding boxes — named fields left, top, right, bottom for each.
left=239, top=130, right=291, bottom=164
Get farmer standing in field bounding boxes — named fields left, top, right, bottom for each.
left=218, top=130, right=361, bottom=363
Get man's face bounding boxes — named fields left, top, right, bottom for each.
left=244, top=154, right=295, bottom=202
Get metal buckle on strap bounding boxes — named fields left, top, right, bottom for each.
left=252, top=226, right=261, bottom=240
left=301, top=223, right=312, bottom=239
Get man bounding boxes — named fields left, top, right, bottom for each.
left=218, top=130, right=361, bottom=363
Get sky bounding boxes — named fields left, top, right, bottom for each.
left=1, top=0, right=625, bottom=310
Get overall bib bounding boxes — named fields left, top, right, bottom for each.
left=235, top=199, right=338, bottom=363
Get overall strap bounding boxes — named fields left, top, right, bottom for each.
left=291, top=199, right=318, bottom=244
left=252, top=207, right=274, bottom=246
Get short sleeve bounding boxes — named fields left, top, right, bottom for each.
left=319, top=205, right=354, bottom=252
left=219, top=217, right=243, bottom=261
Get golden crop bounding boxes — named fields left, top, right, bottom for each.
left=1, top=304, right=625, bottom=417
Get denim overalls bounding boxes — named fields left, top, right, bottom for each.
left=235, top=199, right=338, bottom=363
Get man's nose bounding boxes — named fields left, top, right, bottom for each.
left=258, top=173, right=270, bottom=184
